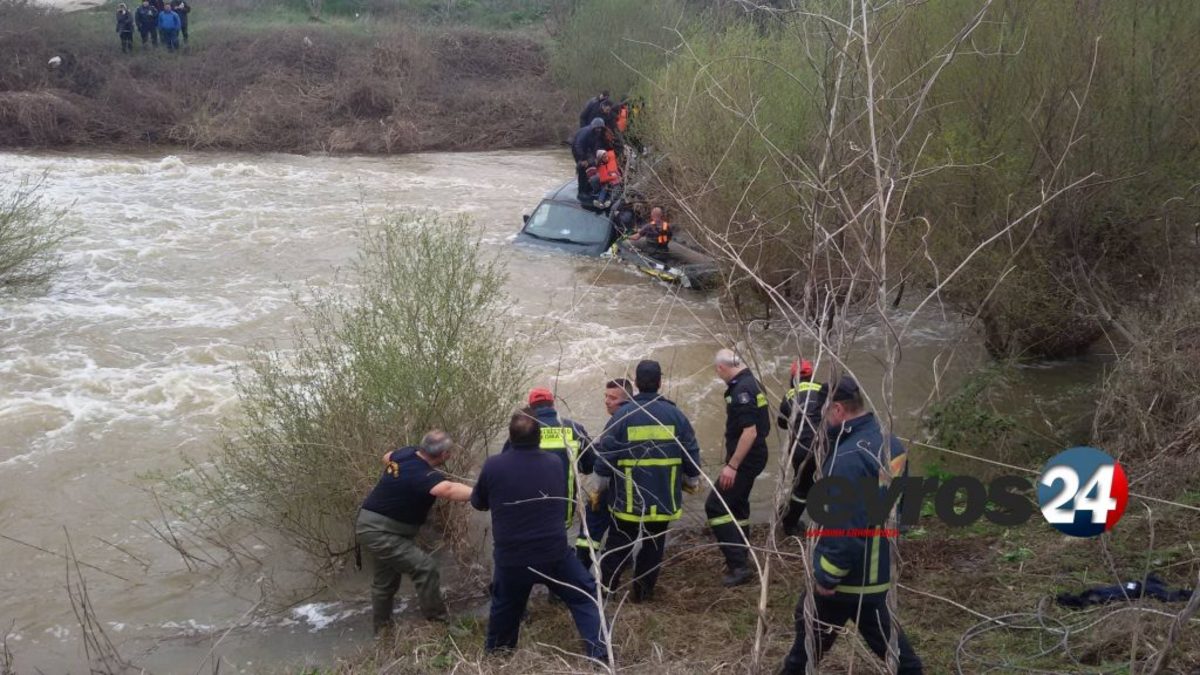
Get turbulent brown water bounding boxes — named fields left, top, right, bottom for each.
left=0, top=150, right=1097, bottom=671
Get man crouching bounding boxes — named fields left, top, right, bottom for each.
left=356, top=430, right=472, bottom=633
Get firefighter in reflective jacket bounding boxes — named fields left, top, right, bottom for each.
left=781, top=376, right=923, bottom=674
left=708, top=348, right=770, bottom=587
left=777, top=358, right=826, bottom=536
left=503, top=388, right=593, bottom=530
left=594, top=360, right=701, bottom=602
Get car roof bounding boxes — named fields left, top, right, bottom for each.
left=544, top=180, right=581, bottom=204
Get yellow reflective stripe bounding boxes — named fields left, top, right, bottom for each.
left=869, top=534, right=881, bottom=584
left=755, top=393, right=768, bottom=408
left=616, top=457, right=682, bottom=467
left=669, top=465, right=677, bottom=513
left=834, top=582, right=892, bottom=595
left=707, top=514, right=750, bottom=527
left=575, top=537, right=599, bottom=550
left=539, top=426, right=576, bottom=450
left=612, top=509, right=682, bottom=523
left=627, top=425, right=676, bottom=441
left=820, top=556, right=850, bottom=578
left=798, top=382, right=822, bottom=392
left=565, top=461, right=576, bottom=527
left=786, top=387, right=797, bottom=401
left=624, top=467, right=634, bottom=516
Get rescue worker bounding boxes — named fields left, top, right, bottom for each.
left=472, top=408, right=606, bottom=661
left=170, top=0, right=190, bottom=44
left=355, top=430, right=473, bottom=633
left=157, top=3, right=181, bottom=52
left=707, top=348, right=770, bottom=587
left=502, top=387, right=593, bottom=532
left=578, top=90, right=610, bottom=129
left=116, top=4, right=135, bottom=53
left=571, top=118, right=607, bottom=200
left=576, top=378, right=632, bottom=568
left=781, top=376, right=923, bottom=673
left=777, top=358, right=826, bottom=536
left=629, top=206, right=671, bottom=259
left=595, top=360, right=702, bottom=603
left=135, top=0, right=158, bottom=49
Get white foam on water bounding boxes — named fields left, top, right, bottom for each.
left=289, top=602, right=366, bottom=632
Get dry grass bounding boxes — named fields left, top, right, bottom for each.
left=0, top=2, right=570, bottom=153
left=331, top=514, right=1200, bottom=674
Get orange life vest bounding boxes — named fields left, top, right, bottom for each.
left=598, top=152, right=620, bottom=185
left=617, top=105, right=629, bottom=133
left=653, top=219, right=671, bottom=246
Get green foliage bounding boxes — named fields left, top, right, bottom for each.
left=168, top=213, right=527, bottom=562
left=0, top=178, right=70, bottom=292
left=550, top=0, right=688, bottom=104
left=925, top=367, right=1017, bottom=456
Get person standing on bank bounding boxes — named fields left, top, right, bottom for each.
left=780, top=376, right=923, bottom=674
left=472, top=408, right=606, bottom=662
left=157, top=2, right=181, bottom=52
left=170, top=0, right=190, bottom=44
left=777, top=358, right=826, bottom=536
left=707, top=348, right=770, bottom=587
left=116, top=4, right=135, bottom=53
left=355, top=430, right=473, bottom=633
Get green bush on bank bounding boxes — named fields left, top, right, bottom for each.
left=565, top=0, right=1200, bottom=358
left=168, top=214, right=527, bottom=564
left=0, top=179, right=70, bottom=292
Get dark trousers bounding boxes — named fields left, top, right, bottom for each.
left=599, top=519, right=669, bottom=599
left=119, top=31, right=134, bottom=52
left=139, top=27, right=157, bottom=46
left=179, top=19, right=188, bottom=41
left=705, top=461, right=764, bottom=570
left=486, top=552, right=605, bottom=661
left=782, top=592, right=923, bottom=674
left=355, top=509, right=446, bottom=631
left=781, top=451, right=816, bottom=529
left=575, top=502, right=612, bottom=570
left=161, top=28, right=179, bottom=51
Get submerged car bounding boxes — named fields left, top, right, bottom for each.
left=514, top=181, right=719, bottom=290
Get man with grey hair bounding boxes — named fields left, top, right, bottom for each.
left=708, top=348, right=771, bottom=586
left=356, top=430, right=473, bottom=633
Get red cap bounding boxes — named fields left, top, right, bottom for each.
left=528, top=387, right=555, bottom=406
left=791, top=359, right=814, bottom=379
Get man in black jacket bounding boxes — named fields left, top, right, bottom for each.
left=171, top=0, right=190, bottom=43
left=134, top=0, right=158, bottom=48
left=578, top=91, right=610, bottom=129
left=571, top=118, right=608, bottom=200
left=781, top=377, right=923, bottom=674
left=777, top=358, right=826, bottom=535
left=472, top=408, right=606, bottom=662
left=707, top=348, right=771, bottom=587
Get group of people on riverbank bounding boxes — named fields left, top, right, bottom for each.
left=356, top=349, right=924, bottom=673
left=115, top=0, right=190, bottom=53
left=571, top=91, right=633, bottom=210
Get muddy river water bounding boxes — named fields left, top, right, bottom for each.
left=0, top=150, right=1098, bottom=671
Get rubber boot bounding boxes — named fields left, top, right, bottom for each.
left=372, top=597, right=394, bottom=634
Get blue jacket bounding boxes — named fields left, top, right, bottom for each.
left=157, top=9, right=180, bottom=30
left=501, top=404, right=591, bottom=527
left=812, top=412, right=908, bottom=596
left=595, top=392, right=701, bottom=523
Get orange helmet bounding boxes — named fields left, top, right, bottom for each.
left=790, top=359, right=814, bottom=379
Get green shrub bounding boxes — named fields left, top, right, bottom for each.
left=0, top=178, right=70, bottom=292
left=167, top=213, right=528, bottom=564
left=550, top=0, right=688, bottom=104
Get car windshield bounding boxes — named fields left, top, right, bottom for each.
left=523, top=201, right=612, bottom=245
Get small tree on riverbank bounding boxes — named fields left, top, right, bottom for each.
left=164, top=213, right=527, bottom=572
left=0, top=178, right=70, bottom=292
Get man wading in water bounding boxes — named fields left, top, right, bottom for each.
left=355, top=430, right=473, bottom=633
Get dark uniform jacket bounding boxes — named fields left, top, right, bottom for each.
left=811, top=412, right=909, bottom=596
left=777, top=379, right=826, bottom=457
left=578, top=96, right=608, bottom=129
left=135, top=5, right=157, bottom=29
left=595, top=392, right=701, bottom=523
left=723, top=368, right=770, bottom=470
left=571, top=124, right=603, bottom=164
left=501, top=404, right=591, bottom=527
left=116, top=9, right=134, bottom=33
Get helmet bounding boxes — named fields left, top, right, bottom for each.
left=790, top=359, right=814, bottom=379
